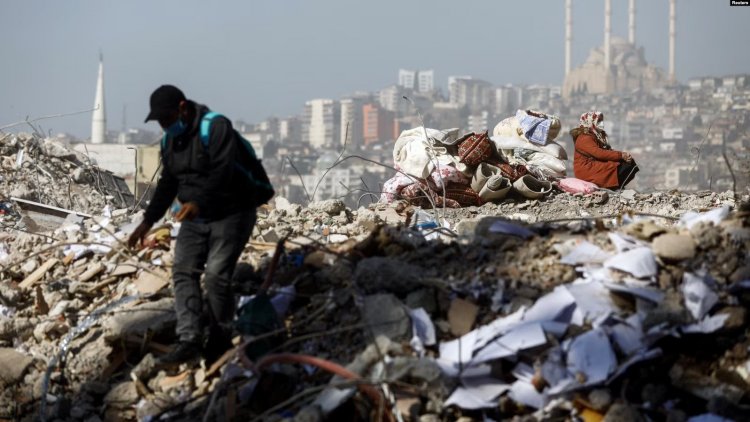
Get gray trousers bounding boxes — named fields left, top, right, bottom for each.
left=172, top=209, right=256, bottom=343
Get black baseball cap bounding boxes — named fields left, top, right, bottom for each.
left=144, top=85, right=186, bottom=123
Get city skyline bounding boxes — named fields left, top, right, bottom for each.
left=0, top=0, right=748, bottom=139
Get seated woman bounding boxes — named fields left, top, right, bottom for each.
left=572, top=111, right=638, bottom=190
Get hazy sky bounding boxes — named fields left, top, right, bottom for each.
left=1, top=0, right=748, bottom=139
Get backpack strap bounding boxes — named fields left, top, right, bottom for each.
left=160, top=134, right=168, bottom=161
left=200, top=111, right=222, bottom=148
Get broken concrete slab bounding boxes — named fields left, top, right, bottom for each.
left=101, top=298, right=176, bottom=341
left=132, top=268, right=170, bottom=296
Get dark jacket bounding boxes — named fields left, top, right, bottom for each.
left=571, top=127, right=623, bottom=189
left=144, top=102, right=254, bottom=224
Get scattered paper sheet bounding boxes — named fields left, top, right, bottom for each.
left=560, top=241, right=611, bottom=266
left=566, top=281, right=616, bottom=326
left=604, top=247, right=657, bottom=278
left=566, top=329, right=617, bottom=386
left=437, top=330, right=478, bottom=377
left=608, top=232, right=641, bottom=253
left=508, top=379, right=545, bottom=409
left=604, top=281, right=665, bottom=304
left=608, top=315, right=645, bottom=356
left=682, top=273, right=719, bottom=320
left=444, top=365, right=512, bottom=409
left=679, top=206, right=730, bottom=229
left=523, top=286, right=576, bottom=324
left=682, top=314, right=729, bottom=334
left=472, top=322, right=547, bottom=365
left=409, top=307, right=436, bottom=346
left=474, top=306, right=526, bottom=351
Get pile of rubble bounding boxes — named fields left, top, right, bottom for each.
left=0, top=132, right=133, bottom=232
left=0, top=187, right=748, bottom=421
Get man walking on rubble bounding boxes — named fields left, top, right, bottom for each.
left=128, top=85, right=260, bottom=364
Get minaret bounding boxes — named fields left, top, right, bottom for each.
left=629, top=0, right=636, bottom=45
left=604, top=0, right=611, bottom=71
left=565, top=0, right=572, bottom=77
left=669, top=0, right=676, bottom=82
left=91, top=53, right=107, bottom=144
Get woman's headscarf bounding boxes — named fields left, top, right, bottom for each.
left=579, top=111, right=608, bottom=146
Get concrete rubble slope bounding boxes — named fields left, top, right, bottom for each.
left=0, top=136, right=749, bottom=421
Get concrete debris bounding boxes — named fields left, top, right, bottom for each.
left=0, top=347, right=34, bottom=384
left=0, top=183, right=748, bottom=421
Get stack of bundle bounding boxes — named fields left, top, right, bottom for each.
left=491, top=109, right=568, bottom=180
left=381, top=125, right=554, bottom=208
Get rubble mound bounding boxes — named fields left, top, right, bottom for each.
left=0, top=133, right=133, bottom=228
left=0, top=189, right=748, bottom=421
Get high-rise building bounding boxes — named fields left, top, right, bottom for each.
left=363, top=104, right=395, bottom=145
left=279, top=116, right=302, bottom=143
left=379, top=85, right=406, bottom=113
left=398, top=69, right=416, bottom=90
left=417, top=70, right=434, bottom=93
left=91, top=54, right=107, bottom=144
left=449, top=76, right=492, bottom=111
left=302, top=99, right=339, bottom=149
left=398, top=69, right=434, bottom=93
left=340, top=95, right=370, bottom=149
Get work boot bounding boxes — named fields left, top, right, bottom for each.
left=156, top=341, right=202, bottom=365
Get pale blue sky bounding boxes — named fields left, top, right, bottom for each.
left=0, top=0, right=747, bottom=138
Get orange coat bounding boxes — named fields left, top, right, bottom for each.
left=573, top=133, right=623, bottom=189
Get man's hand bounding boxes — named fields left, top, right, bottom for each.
left=175, top=202, right=200, bottom=222
left=622, top=152, right=633, bottom=162
left=128, top=221, right=153, bottom=249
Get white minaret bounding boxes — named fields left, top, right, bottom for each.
left=91, top=53, right=107, bottom=144
left=565, top=0, right=572, bottom=77
left=669, top=0, right=676, bottom=82
left=604, top=0, right=611, bottom=71
left=629, top=0, right=636, bottom=44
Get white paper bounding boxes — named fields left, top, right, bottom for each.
left=508, top=379, right=545, bottom=409
left=565, top=281, right=616, bottom=326
left=541, top=347, right=571, bottom=392
left=560, top=241, right=611, bottom=266
left=523, top=286, right=576, bottom=324
left=679, top=206, right=730, bottom=229
left=444, top=365, right=512, bottom=409
left=409, top=307, right=436, bottom=347
left=608, top=315, right=645, bottom=356
left=511, top=362, right=535, bottom=382
left=682, top=313, right=729, bottom=334
left=604, top=282, right=665, bottom=304
left=608, top=232, right=641, bottom=253
left=604, top=247, right=657, bottom=279
left=473, top=306, right=526, bottom=351
left=437, top=330, right=478, bottom=377
left=472, top=322, right=547, bottom=365
left=682, top=273, right=719, bottom=320
left=566, top=329, right=617, bottom=386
